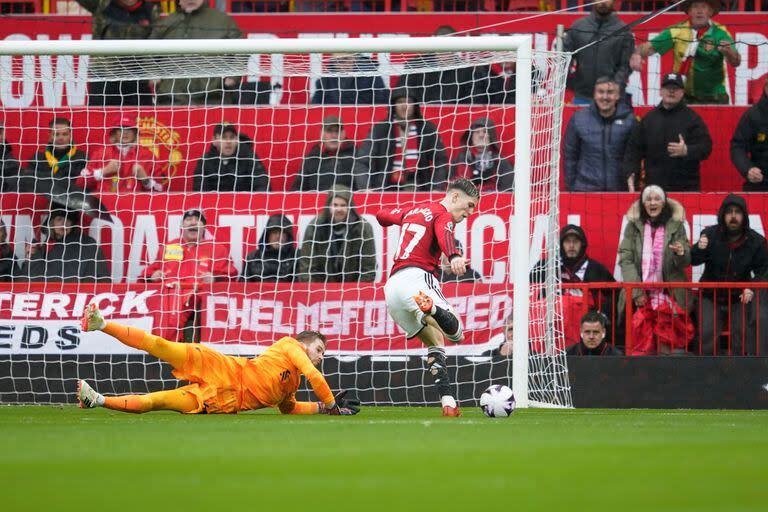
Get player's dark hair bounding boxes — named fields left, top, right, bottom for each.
left=447, top=178, right=480, bottom=199
left=580, top=310, right=607, bottom=329
left=296, top=330, right=327, bottom=347
left=49, top=117, right=71, bottom=128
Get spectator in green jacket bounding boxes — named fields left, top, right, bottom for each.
left=77, top=0, right=158, bottom=105
left=150, top=0, right=242, bottom=105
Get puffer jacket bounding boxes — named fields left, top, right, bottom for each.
left=564, top=101, right=636, bottom=191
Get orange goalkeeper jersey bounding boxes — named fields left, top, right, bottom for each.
left=241, top=337, right=335, bottom=413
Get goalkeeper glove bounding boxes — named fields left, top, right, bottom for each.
left=319, top=391, right=360, bottom=415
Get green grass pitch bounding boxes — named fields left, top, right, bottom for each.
left=1, top=406, right=766, bottom=512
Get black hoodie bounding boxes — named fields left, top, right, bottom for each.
left=531, top=224, right=615, bottom=316
left=691, top=194, right=768, bottom=298
left=353, top=87, right=449, bottom=191
left=243, top=214, right=297, bottom=282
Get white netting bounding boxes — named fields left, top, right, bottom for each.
left=0, top=39, right=571, bottom=408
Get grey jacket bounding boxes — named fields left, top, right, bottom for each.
left=562, top=11, right=635, bottom=100
left=564, top=101, right=636, bottom=191
left=618, top=198, right=691, bottom=312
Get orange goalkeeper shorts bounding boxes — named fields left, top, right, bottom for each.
left=171, top=344, right=250, bottom=414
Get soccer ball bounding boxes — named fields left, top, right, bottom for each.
left=479, top=384, right=515, bottom=418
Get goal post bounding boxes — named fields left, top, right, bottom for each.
left=0, top=35, right=571, bottom=409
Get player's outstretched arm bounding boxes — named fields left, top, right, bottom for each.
left=284, top=342, right=338, bottom=409
left=375, top=207, right=405, bottom=227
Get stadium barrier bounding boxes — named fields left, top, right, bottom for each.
left=1, top=281, right=765, bottom=356
left=561, top=282, right=768, bottom=356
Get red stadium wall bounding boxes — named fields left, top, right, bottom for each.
left=3, top=192, right=768, bottom=287
left=0, top=105, right=752, bottom=192
left=1, top=13, right=768, bottom=107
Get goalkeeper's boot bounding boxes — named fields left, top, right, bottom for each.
left=77, top=380, right=101, bottom=409
left=441, top=405, right=462, bottom=417
left=81, top=303, right=106, bottom=332
left=413, top=291, right=435, bottom=315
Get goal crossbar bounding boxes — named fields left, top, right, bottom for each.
left=0, top=36, right=533, bottom=56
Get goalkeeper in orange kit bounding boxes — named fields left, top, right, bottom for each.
left=76, top=303, right=359, bottom=416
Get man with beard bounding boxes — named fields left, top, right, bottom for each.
left=562, top=0, right=635, bottom=104
left=691, top=194, right=768, bottom=355
left=631, top=0, right=739, bottom=104
left=29, top=118, right=88, bottom=190
left=532, top=224, right=615, bottom=347
left=297, top=187, right=377, bottom=283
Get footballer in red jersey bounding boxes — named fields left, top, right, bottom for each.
left=376, top=178, right=479, bottom=417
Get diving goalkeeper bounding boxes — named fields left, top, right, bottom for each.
left=76, top=303, right=359, bottom=415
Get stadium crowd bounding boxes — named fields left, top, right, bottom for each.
left=1, top=0, right=768, bottom=356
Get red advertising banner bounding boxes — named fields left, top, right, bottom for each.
left=1, top=13, right=767, bottom=107
left=200, top=282, right=509, bottom=353
left=0, top=105, right=752, bottom=192
left=0, top=281, right=509, bottom=354
left=2, top=192, right=767, bottom=287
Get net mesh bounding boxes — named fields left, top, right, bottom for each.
left=0, top=43, right=571, bottom=408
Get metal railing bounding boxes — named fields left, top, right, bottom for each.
left=560, top=281, right=768, bottom=356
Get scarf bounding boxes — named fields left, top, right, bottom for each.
left=641, top=222, right=669, bottom=308
left=678, top=23, right=711, bottom=77
left=390, top=123, right=419, bottom=185
left=44, top=146, right=78, bottom=175
left=561, top=256, right=588, bottom=297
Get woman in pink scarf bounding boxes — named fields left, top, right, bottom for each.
left=618, top=185, right=693, bottom=355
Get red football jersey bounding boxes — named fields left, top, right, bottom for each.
left=376, top=201, right=461, bottom=276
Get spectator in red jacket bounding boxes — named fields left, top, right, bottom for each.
left=79, top=114, right=164, bottom=193
left=140, top=209, right=238, bottom=285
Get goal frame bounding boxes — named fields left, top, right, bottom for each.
left=0, top=35, right=548, bottom=408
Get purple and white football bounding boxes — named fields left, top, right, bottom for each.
left=479, top=384, right=516, bottom=418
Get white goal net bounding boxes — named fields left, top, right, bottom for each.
left=0, top=36, right=571, bottom=408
